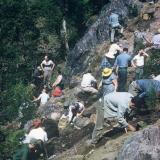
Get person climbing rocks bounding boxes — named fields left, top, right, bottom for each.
left=128, top=79, right=160, bottom=98
left=131, top=49, right=149, bottom=80
left=109, top=10, right=124, bottom=43
left=100, top=43, right=122, bottom=70
left=40, top=55, right=55, bottom=85
left=68, top=101, right=85, bottom=124
left=52, top=69, right=64, bottom=97
left=98, top=68, right=118, bottom=97
left=91, top=92, right=138, bottom=144
left=52, top=69, right=64, bottom=89
left=32, top=89, right=50, bottom=106
left=81, top=70, right=98, bottom=94
left=33, top=66, right=43, bottom=89
left=23, top=119, right=48, bottom=143
left=114, top=47, right=132, bottom=92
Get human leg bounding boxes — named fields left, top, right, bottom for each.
left=118, top=68, right=127, bottom=92
left=111, top=28, right=115, bottom=43
left=91, top=100, right=104, bottom=144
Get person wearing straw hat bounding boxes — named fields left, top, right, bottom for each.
left=98, top=68, right=118, bottom=97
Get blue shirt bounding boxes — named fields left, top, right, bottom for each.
left=114, top=52, right=131, bottom=68
left=109, top=13, right=120, bottom=28
left=100, top=56, right=115, bottom=69
left=136, top=79, right=160, bottom=97
left=102, top=73, right=117, bottom=96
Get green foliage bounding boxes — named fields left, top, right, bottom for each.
left=144, top=49, right=160, bottom=77
left=0, top=83, right=36, bottom=123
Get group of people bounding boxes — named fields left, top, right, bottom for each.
left=33, top=55, right=64, bottom=108
left=79, top=40, right=160, bottom=144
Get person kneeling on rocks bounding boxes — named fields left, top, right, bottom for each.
left=81, top=70, right=98, bottom=94
left=91, top=92, right=138, bottom=144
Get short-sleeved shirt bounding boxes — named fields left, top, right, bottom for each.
left=114, top=52, right=131, bottom=68
left=104, top=92, right=133, bottom=127
left=109, top=13, right=120, bottom=28
left=38, top=92, right=49, bottom=105
left=81, top=73, right=96, bottom=87
left=132, top=54, right=145, bottom=67
left=41, top=60, right=54, bottom=71
left=102, top=73, right=117, bottom=95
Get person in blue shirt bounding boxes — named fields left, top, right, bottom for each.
left=109, top=11, right=123, bottom=43
left=98, top=68, right=118, bottom=97
left=128, top=79, right=160, bottom=98
left=114, top=47, right=132, bottom=92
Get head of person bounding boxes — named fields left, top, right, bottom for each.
left=138, top=49, right=144, bottom=56
left=44, top=55, right=49, bottom=61
left=32, top=119, right=42, bottom=128
left=37, top=66, right=42, bottom=71
left=123, top=47, right=128, bottom=52
left=57, top=69, right=62, bottom=75
left=102, top=68, right=112, bottom=78
left=129, top=96, right=140, bottom=109
left=87, top=69, right=92, bottom=74
left=42, top=88, right=46, bottom=93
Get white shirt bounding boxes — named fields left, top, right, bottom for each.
left=132, top=54, right=145, bottom=67
left=106, top=43, right=122, bottom=58
left=154, top=75, right=160, bottom=81
left=81, top=73, right=96, bottom=87
left=38, top=92, right=49, bottom=105
left=41, top=60, right=54, bottom=71
left=24, top=127, right=48, bottom=143
left=152, top=34, right=160, bottom=45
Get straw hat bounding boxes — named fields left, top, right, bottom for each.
left=102, top=68, right=112, bottom=77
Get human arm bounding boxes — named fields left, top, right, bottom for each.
left=32, top=94, right=41, bottom=102
left=131, top=57, right=137, bottom=68
left=51, top=61, right=55, bottom=71
left=40, top=61, right=45, bottom=71
left=112, top=79, right=118, bottom=91
left=52, top=75, right=62, bottom=87
left=98, top=80, right=102, bottom=90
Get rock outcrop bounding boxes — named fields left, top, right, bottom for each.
left=117, top=121, right=160, bottom=160
left=66, top=0, right=133, bottom=76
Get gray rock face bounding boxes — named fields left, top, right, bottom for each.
left=66, top=0, right=133, bottom=75
left=117, top=124, right=160, bottom=160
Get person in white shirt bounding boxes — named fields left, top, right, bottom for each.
left=33, top=89, right=49, bottom=106
left=81, top=70, right=98, bottom=94
left=68, top=101, right=85, bottom=123
left=107, top=43, right=123, bottom=58
left=41, top=55, right=55, bottom=84
left=23, top=119, right=48, bottom=143
left=131, top=49, right=149, bottom=80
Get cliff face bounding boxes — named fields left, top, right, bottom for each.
left=66, top=0, right=133, bottom=75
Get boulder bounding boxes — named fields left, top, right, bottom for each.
left=117, top=122, right=160, bottom=160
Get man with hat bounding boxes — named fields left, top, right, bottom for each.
left=114, top=47, right=132, bottom=91
left=23, top=119, right=48, bottom=144
left=98, top=68, right=118, bottom=97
